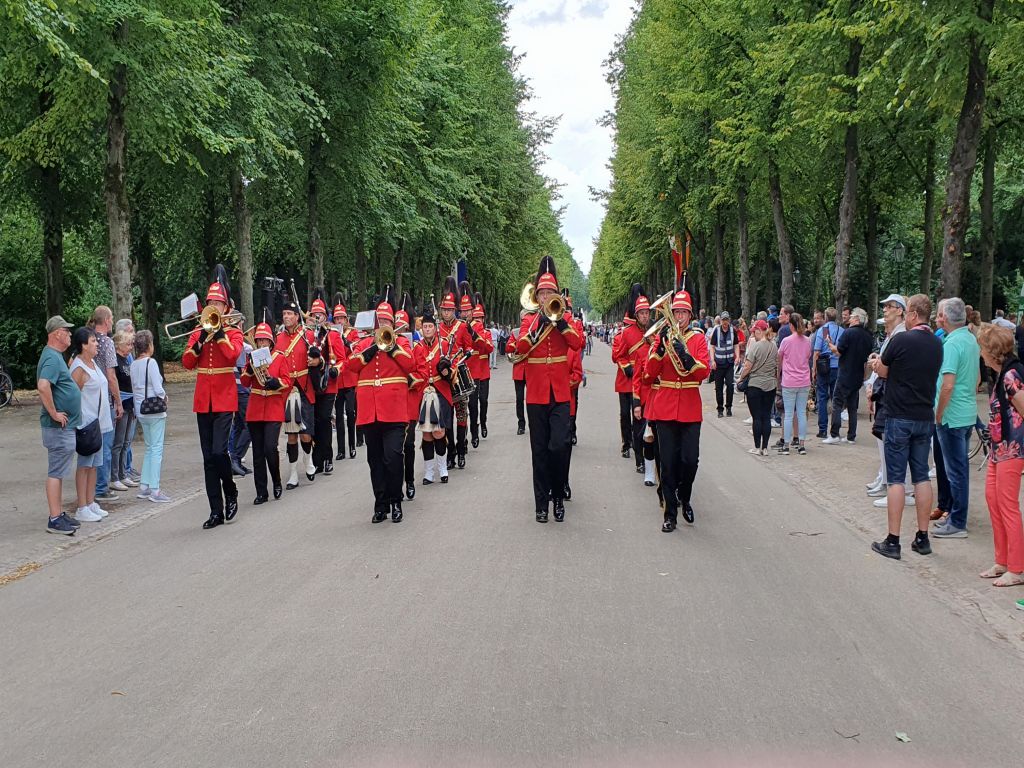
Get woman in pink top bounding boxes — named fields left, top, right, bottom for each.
left=777, top=313, right=812, bottom=454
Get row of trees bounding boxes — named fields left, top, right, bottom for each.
left=590, top=0, right=1024, bottom=323
left=1, top=0, right=587, bottom=385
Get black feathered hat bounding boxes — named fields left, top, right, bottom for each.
left=206, top=263, right=232, bottom=305
left=536, top=255, right=558, bottom=291
left=439, top=276, right=459, bottom=311
left=458, top=280, right=473, bottom=312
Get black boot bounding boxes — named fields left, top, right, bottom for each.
left=621, top=445, right=630, bottom=459
left=391, top=501, right=403, bottom=523
left=336, top=449, right=345, bottom=461
left=273, top=482, right=283, bottom=500
left=517, top=423, right=525, bottom=435
left=536, top=506, right=549, bottom=523
left=481, top=423, right=488, bottom=439
left=553, top=499, right=565, bottom=522
left=225, top=491, right=239, bottom=522
left=661, top=513, right=676, bottom=533
left=682, top=503, right=694, bottom=525
left=406, top=481, right=415, bottom=500
left=202, top=513, right=224, bottom=530
left=323, top=458, right=333, bottom=475
left=471, top=434, right=479, bottom=449
left=564, top=484, right=572, bottom=501
left=253, top=495, right=268, bottom=505
left=372, top=507, right=388, bottom=524
left=457, top=451, right=466, bottom=469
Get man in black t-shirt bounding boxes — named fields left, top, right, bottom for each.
left=823, top=307, right=873, bottom=444
left=869, top=293, right=943, bottom=560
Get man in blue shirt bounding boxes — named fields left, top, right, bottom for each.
left=812, top=307, right=843, bottom=438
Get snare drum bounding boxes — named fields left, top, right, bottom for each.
left=450, top=359, right=476, bottom=402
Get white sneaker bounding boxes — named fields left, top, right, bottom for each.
left=822, top=436, right=842, bottom=445
left=76, top=506, right=103, bottom=522
left=122, top=477, right=139, bottom=488
left=149, top=490, right=171, bottom=503
left=643, top=459, right=656, bottom=487
left=873, top=495, right=915, bottom=508
left=743, top=416, right=753, bottom=425
left=866, top=475, right=882, bottom=489
left=867, top=486, right=887, bottom=497
left=928, top=467, right=936, bottom=479
left=89, top=502, right=108, bottom=518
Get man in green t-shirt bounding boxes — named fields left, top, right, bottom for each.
left=37, top=315, right=82, bottom=535
left=933, top=297, right=980, bottom=538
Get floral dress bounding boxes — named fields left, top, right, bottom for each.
left=989, top=367, right=1024, bottom=463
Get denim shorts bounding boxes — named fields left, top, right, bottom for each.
left=77, top=448, right=104, bottom=468
left=42, top=427, right=76, bottom=479
left=884, top=417, right=932, bottom=486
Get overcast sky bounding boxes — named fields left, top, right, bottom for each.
left=506, top=0, right=636, bottom=276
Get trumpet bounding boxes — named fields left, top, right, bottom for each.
left=164, top=305, right=245, bottom=340
left=375, top=326, right=396, bottom=352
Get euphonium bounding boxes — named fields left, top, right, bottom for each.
left=520, top=282, right=539, bottom=313
left=375, top=326, right=396, bottom=352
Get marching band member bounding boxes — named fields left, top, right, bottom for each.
left=348, top=286, right=416, bottom=524
left=515, top=255, right=583, bottom=523
left=612, top=283, right=650, bottom=467
left=241, top=312, right=289, bottom=504
left=632, top=321, right=658, bottom=488
left=332, top=294, right=360, bottom=461
left=181, top=264, right=245, bottom=530
left=563, top=290, right=584, bottom=446
left=505, top=314, right=528, bottom=435
left=395, top=294, right=420, bottom=500
left=467, top=292, right=494, bottom=448
left=564, top=331, right=584, bottom=501
left=642, top=290, right=710, bottom=532
left=413, top=304, right=455, bottom=486
left=437, top=278, right=475, bottom=470
left=275, top=298, right=319, bottom=489
left=308, top=289, right=343, bottom=476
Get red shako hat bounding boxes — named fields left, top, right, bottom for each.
left=439, top=276, right=458, bottom=311
left=473, top=291, right=485, bottom=319
left=206, top=263, right=231, bottom=305
left=310, top=287, right=327, bottom=317
left=375, top=284, right=395, bottom=325
left=536, top=255, right=558, bottom=292
left=332, top=292, right=346, bottom=321
left=254, top=322, right=274, bottom=342
left=671, top=290, right=693, bottom=313
left=458, top=281, right=473, bottom=312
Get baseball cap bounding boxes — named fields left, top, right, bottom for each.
left=720, top=311, right=731, bottom=320
left=880, top=294, right=907, bottom=310
left=45, top=315, right=74, bottom=334
left=768, top=305, right=778, bottom=313
left=753, top=319, right=769, bottom=332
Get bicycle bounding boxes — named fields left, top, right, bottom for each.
left=967, top=419, right=991, bottom=469
left=0, top=359, right=13, bottom=410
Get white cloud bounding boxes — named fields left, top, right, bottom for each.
left=507, top=0, right=635, bottom=275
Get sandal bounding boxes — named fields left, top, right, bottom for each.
left=992, top=572, right=1024, bottom=588
left=980, top=565, right=1008, bottom=579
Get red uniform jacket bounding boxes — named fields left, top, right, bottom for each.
left=314, top=327, right=346, bottom=396
left=413, top=336, right=456, bottom=406
left=182, top=327, right=244, bottom=414
left=568, top=346, right=583, bottom=418
left=348, top=335, right=416, bottom=425
left=439, top=319, right=474, bottom=357
left=336, top=327, right=362, bottom=389
left=466, top=321, right=494, bottom=381
left=515, top=312, right=583, bottom=405
left=611, top=320, right=646, bottom=394
left=631, top=339, right=656, bottom=416
left=643, top=330, right=711, bottom=423
left=506, top=331, right=526, bottom=382
left=241, top=353, right=291, bottom=422
left=274, top=327, right=318, bottom=402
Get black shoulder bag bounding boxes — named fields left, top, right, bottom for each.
left=76, top=387, right=103, bottom=456
left=139, top=358, right=168, bottom=415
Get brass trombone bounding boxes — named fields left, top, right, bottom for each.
left=164, top=304, right=245, bottom=341
left=375, top=326, right=396, bottom=352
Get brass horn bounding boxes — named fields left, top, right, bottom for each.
left=375, top=326, right=396, bottom=352
left=543, top=293, right=564, bottom=322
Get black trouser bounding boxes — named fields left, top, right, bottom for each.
left=197, top=412, right=235, bottom=516
left=527, top=398, right=571, bottom=510
left=313, top=392, right=336, bottom=470
left=829, top=379, right=860, bottom=440
left=746, top=386, right=775, bottom=450
left=334, top=387, right=356, bottom=453
left=229, top=389, right=251, bottom=461
left=618, top=391, right=633, bottom=450
left=249, top=421, right=281, bottom=497
left=571, top=388, right=580, bottom=442
left=362, top=422, right=406, bottom=515
left=514, top=379, right=526, bottom=428
left=469, top=379, right=489, bottom=439
left=713, top=364, right=734, bottom=412
left=656, top=421, right=701, bottom=520
left=632, top=413, right=646, bottom=469
left=404, top=419, right=416, bottom=485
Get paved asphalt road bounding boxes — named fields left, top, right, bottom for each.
left=2, top=348, right=1022, bottom=767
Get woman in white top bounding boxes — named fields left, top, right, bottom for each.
left=69, top=328, right=113, bottom=522
left=129, top=330, right=171, bottom=502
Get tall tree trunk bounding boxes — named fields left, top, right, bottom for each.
left=811, top=232, right=825, bottom=312
left=40, top=162, right=63, bottom=317
left=230, top=166, right=254, bottom=324
left=920, top=137, right=936, bottom=294
left=307, top=137, right=323, bottom=291
left=767, top=155, right=794, bottom=306
left=394, top=240, right=405, bottom=298
left=979, top=124, right=997, bottom=319
left=355, top=239, right=368, bottom=310
left=864, top=190, right=880, bottom=325
left=737, top=182, right=751, bottom=318
left=201, top=181, right=217, bottom=276
left=104, top=19, right=133, bottom=320
left=694, top=232, right=708, bottom=314
left=135, top=217, right=160, bottom=361
left=714, top=212, right=726, bottom=314
left=940, top=0, right=994, bottom=298
left=833, top=3, right=862, bottom=313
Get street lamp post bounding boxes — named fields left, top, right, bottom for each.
left=892, top=242, right=906, bottom=294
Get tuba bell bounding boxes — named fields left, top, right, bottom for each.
left=375, top=326, right=396, bottom=352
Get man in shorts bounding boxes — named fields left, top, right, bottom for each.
left=37, top=316, right=82, bottom=534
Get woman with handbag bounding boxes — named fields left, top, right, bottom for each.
left=69, top=328, right=114, bottom=522
left=130, top=330, right=171, bottom=503
left=777, top=313, right=812, bottom=454
left=738, top=319, right=778, bottom=456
